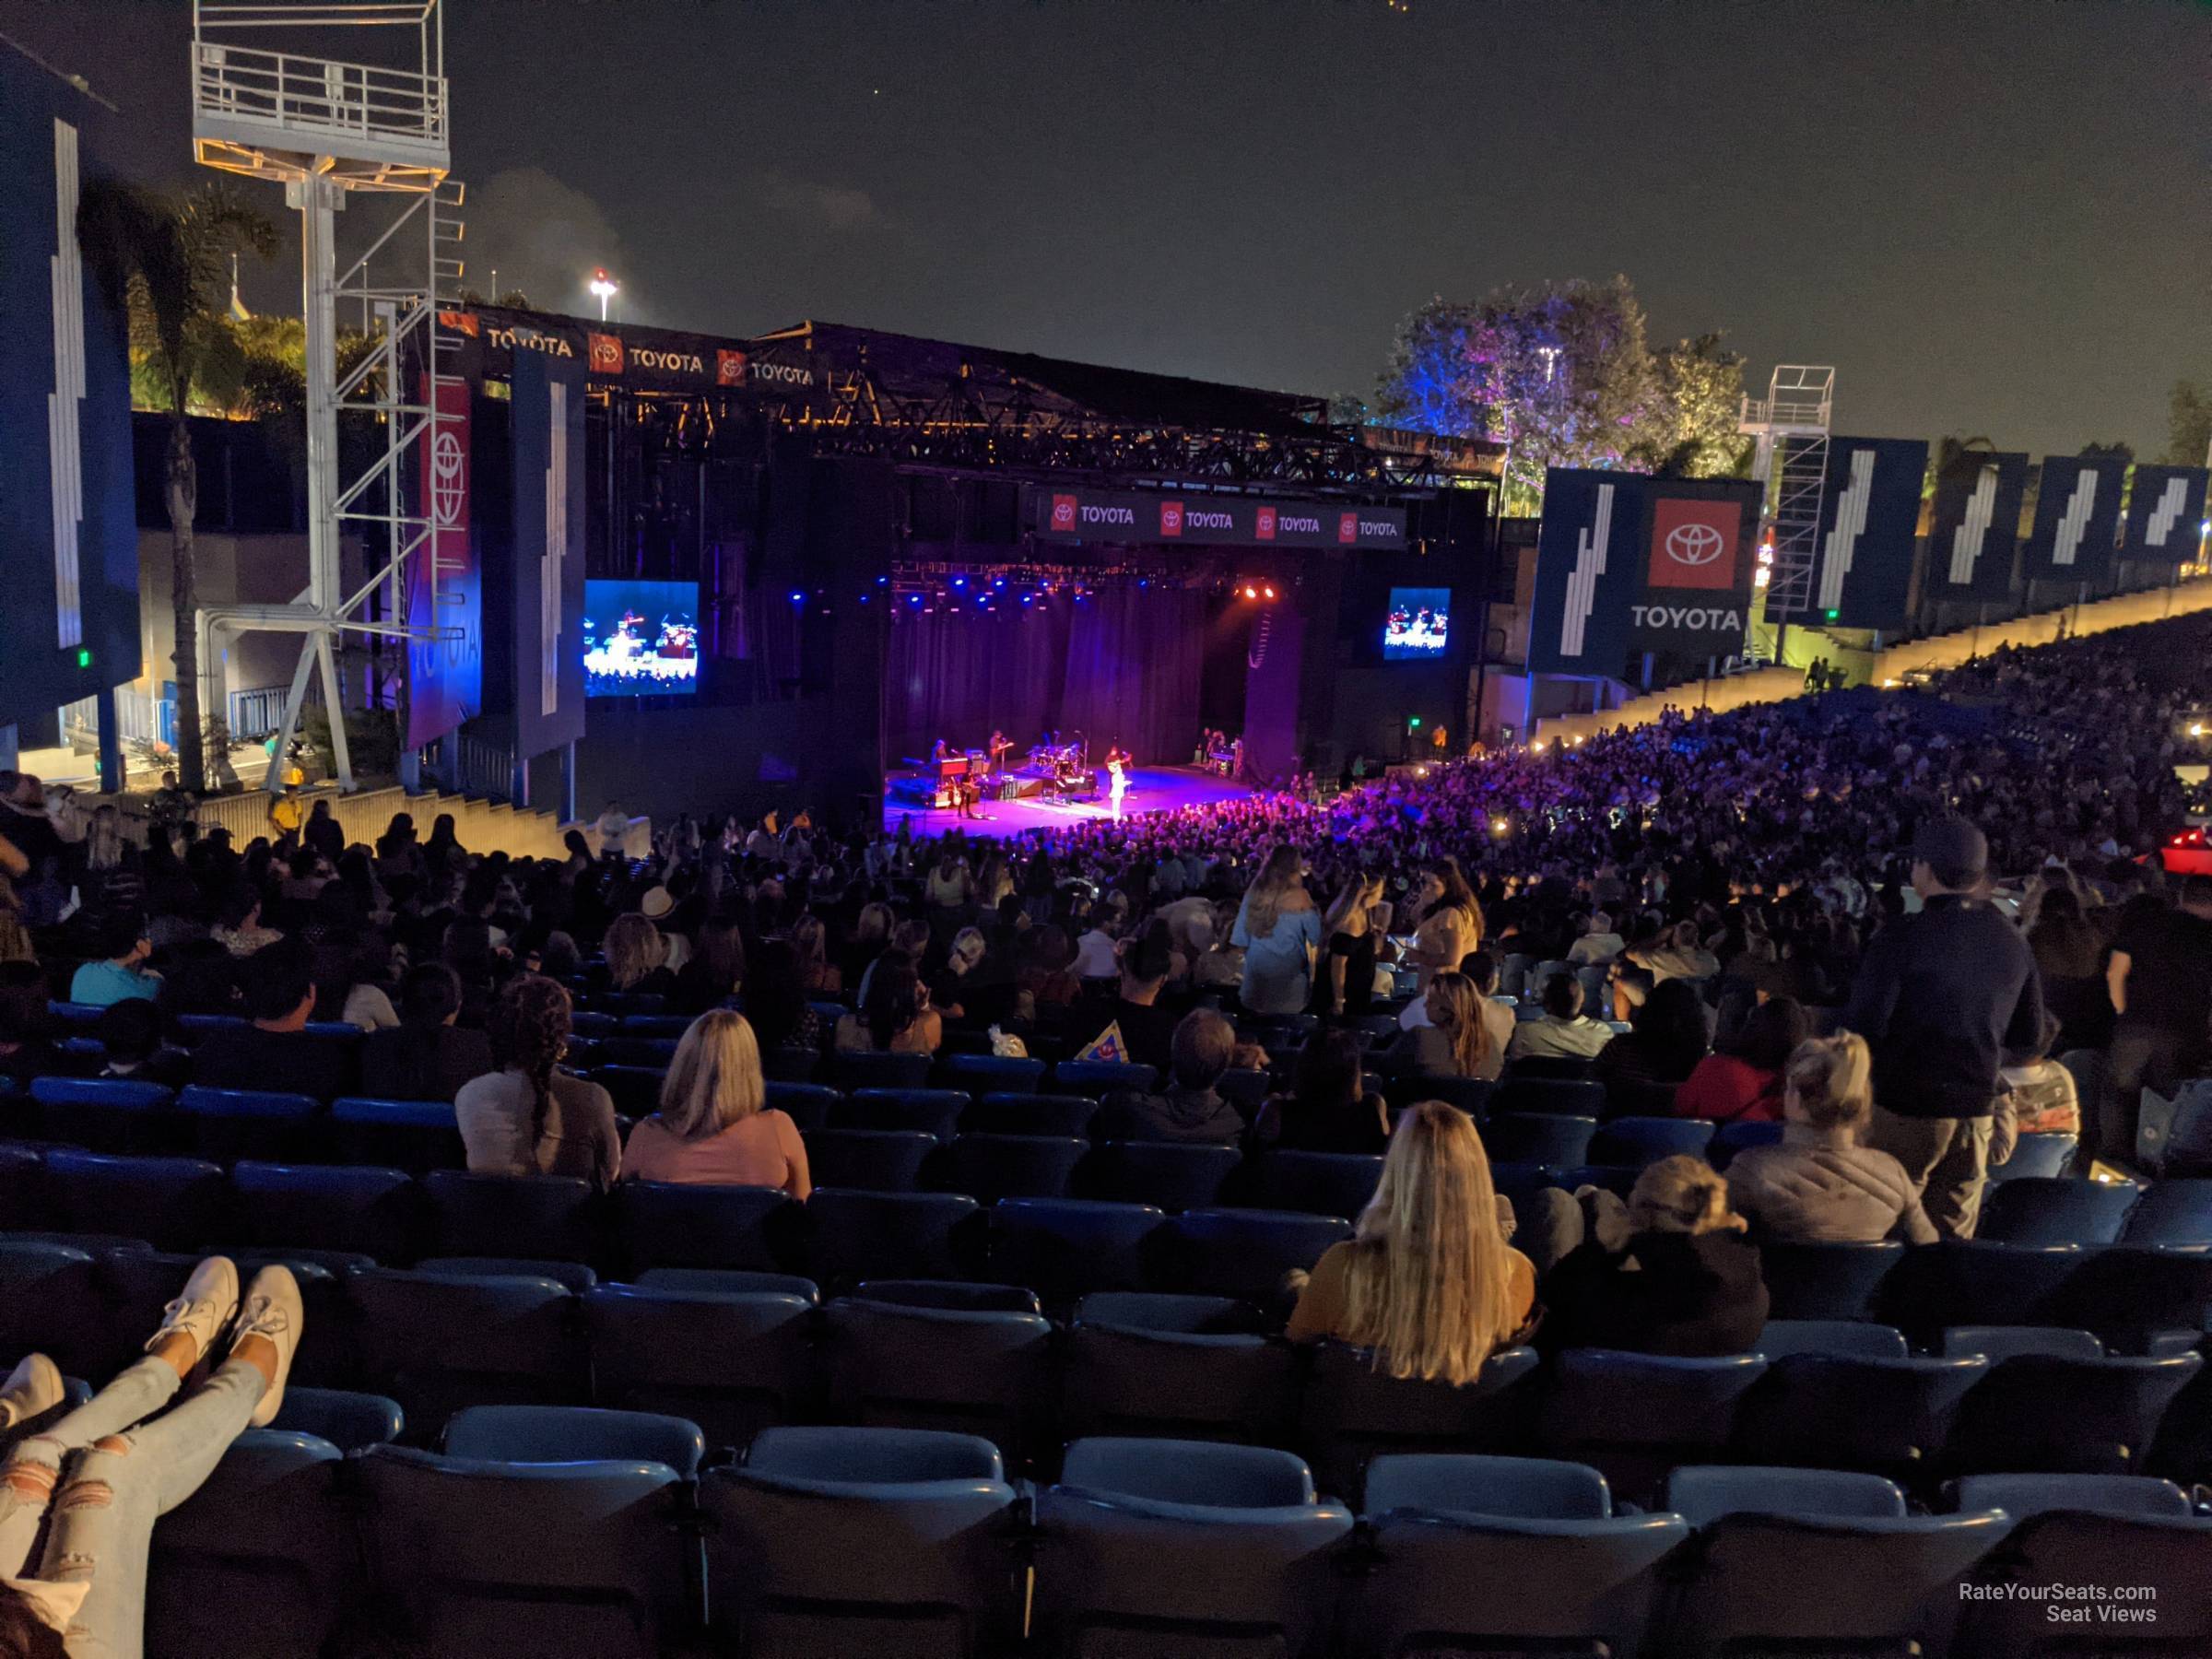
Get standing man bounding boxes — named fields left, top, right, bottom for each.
left=2103, top=874, right=2212, bottom=1163
left=1846, top=817, right=2045, bottom=1237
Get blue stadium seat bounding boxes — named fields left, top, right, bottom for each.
left=1155, top=1207, right=1354, bottom=1305
left=935, top=1133, right=1088, bottom=1203
left=1980, top=1177, right=2140, bottom=1246
left=1482, top=1112, right=1597, bottom=1168
left=594, top=993, right=670, bottom=1018
left=1877, top=1239, right=2084, bottom=1341
left=1217, top=1068, right=1273, bottom=1110
left=272, top=1385, right=405, bottom=1451
left=330, top=1097, right=467, bottom=1173
left=229, top=1159, right=421, bottom=1264
left=703, top=1427, right=1021, bottom=1654
left=584, top=1282, right=814, bottom=1451
left=1985, top=1130, right=2077, bottom=1182
left=1052, top=1060, right=1159, bottom=1099
left=1939, top=1324, right=2106, bottom=1362
left=804, top=1127, right=938, bottom=1193
left=1503, top=1054, right=1598, bottom=1082
left=1760, top=1238, right=1906, bottom=1321
left=348, top=1267, right=585, bottom=1431
left=46, top=1001, right=106, bottom=1030
left=1732, top=1354, right=1989, bottom=1475
left=1241, top=1150, right=1385, bottom=1219
left=591, top=1064, right=667, bottom=1119
left=836, top=1087, right=970, bottom=1139
left=174, top=1013, right=248, bottom=1044
left=1948, top=1508, right=2212, bottom=1658
left=1540, top=1350, right=1769, bottom=1504
left=41, top=1150, right=228, bottom=1253
left=618, top=1015, right=693, bottom=1040
left=1945, top=1351, right=2201, bottom=1476
left=2118, top=1177, right=2212, bottom=1246
left=91, top=1250, right=349, bottom=1388
left=1035, top=1438, right=1353, bottom=1656
left=1660, top=1465, right=2008, bottom=1659
left=1078, top=1139, right=1241, bottom=1211
left=1298, top=1341, right=1542, bottom=1504
left=988, top=1197, right=1164, bottom=1300
left=761, top=1046, right=821, bottom=1085
left=422, top=1170, right=601, bottom=1265
left=417, top=1256, right=599, bottom=1291
left=2045, top=1243, right=2212, bottom=1352
left=0, top=1146, right=39, bottom=1222
left=29, top=1076, right=178, bottom=1154
left=1489, top=1077, right=1606, bottom=1118
left=830, top=1050, right=935, bottom=1092
left=613, top=1180, right=789, bottom=1275
left=823, top=1296, right=1052, bottom=1457
left=1946, top=1471, right=2193, bottom=1520
left=851, top=1279, right=1041, bottom=1313
left=1063, top=1293, right=1298, bottom=1445
left=1346, top=1460, right=1685, bottom=1659
left=1708, top=1118, right=1784, bottom=1169
left=962, top=1091, right=1098, bottom=1138
left=443, top=1403, right=705, bottom=1477
left=1384, top=1074, right=1494, bottom=1117
left=359, top=1444, right=690, bottom=1658
left=762, top=1080, right=838, bottom=1133
left=568, top=1011, right=619, bottom=1041
left=803, top=1189, right=982, bottom=1288
left=146, top=1430, right=350, bottom=1659
left=176, top=1086, right=324, bottom=1162
left=1755, top=1319, right=1911, bottom=1359
left=634, top=1267, right=818, bottom=1301
left=1587, top=1115, right=1716, bottom=1167
left=940, top=1053, right=1047, bottom=1095
left=0, top=1241, right=103, bottom=1380
left=598, top=1036, right=679, bottom=1071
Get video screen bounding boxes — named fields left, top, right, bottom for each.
left=1382, top=586, right=1450, bottom=659
left=582, top=580, right=700, bottom=697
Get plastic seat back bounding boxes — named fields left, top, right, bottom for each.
left=584, top=1283, right=814, bottom=1452
left=936, top=1133, right=1088, bottom=1204
left=1759, top=1238, right=1905, bottom=1321
left=1489, top=1077, right=1606, bottom=1118
left=963, top=1091, right=1098, bottom=1138
left=41, top=1150, right=228, bottom=1253
left=803, top=1127, right=937, bottom=1193
left=29, top=1075, right=179, bottom=1154
left=761, top=1080, right=838, bottom=1133
left=1952, top=1509, right=2212, bottom=1657
left=1064, top=1305, right=1299, bottom=1447
left=329, top=1097, right=467, bottom=1173
left=824, top=1297, right=1053, bottom=1458
left=1980, top=1176, right=2140, bottom=1246
left=1985, top=1130, right=2077, bottom=1182
left=348, top=1268, right=584, bottom=1433
left=146, top=1430, right=349, bottom=1659
left=830, top=1050, right=934, bottom=1092
left=1152, top=1208, right=1354, bottom=1304
left=837, top=1088, right=969, bottom=1139
left=1709, top=1118, right=1784, bottom=1169
left=989, top=1197, right=1164, bottom=1300
left=703, top=1429, right=1020, bottom=1654
left=422, top=1170, right=600, bottom=1265
left=1755, top=1319, right=1910, bottom=1359
left=1540, top=1350, right=1768, bottom=1506
left=176, top=1085, right=324, bottom=1161
left=1946, top=1351, right=2202, bottom=1476
left=1663, top=1463, right=1907, bottom=1524
left=1300, top=1341, right=1543, bottom=1504
left=2118, top=1177, right=2212, bottom=1246
left=1733, top=1354, right=1989, bottom=1475
left=271, top=1385, right=405, bottom=1452
left=1949, top=1471, right=2192, bottom=1521
left=359, top=1445, right=688, bottom=1659
left=417, top=1256, right=597, bottom=1292
left=2043, top=1243, right=2212, bottom=1351
left=1587, top=1114, right=1715, bottom=1167
left=1053, top=1060, right=1159, bottom=1099
left=1939, top=1324, right=2104, bottom=1362
left=0, top=1241, right=104, bottom=1380
left=1482, top=1112, right=1597, bottom=1168
left=443, top=1403, right=706, bottom=1477
left=941, top=1053, right=1047, bottom=1095
left=1079, top=1139, right=1241, bottom=1211
left=229, top=1159, right=421, bottom=1264
left=802, top=1189, right=981, bottom=1289
left=612, top=1180, right=788, bottom=1275
left=1242, top=1150, right=1385, bottom=1219
left=1876, top=1239, right=2085, bottom=1342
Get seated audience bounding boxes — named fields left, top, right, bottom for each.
left=1254, top=1028, right=1390, bottom=1154
left=1534, top=1155, right=1770, bottom=1357
left=1505, top=971, right=1614, bottom=1063
left=1594, top=977, right=1712, bottom=1089
left=667, top=916, right=746, bottom=1016
left=835, top=956, right=943, bottom=1055
left=191, top=943, right=359, bottom=1101
left=360, top=962, right=495, bottom=1102
left=1673, top=995, right=1808, bottom=1124
left=68, top=916, right=161, bottom=1008
left=1092, top=1007, right=1245, bottom=1144
left=94, top=997, right=190, bottom=1090
left=622, top=1010, right=810, bottom=1198
left=1078, top=921, right=1182, bottom=1075
left=1389, top=971, right=1494, bottom=1080
left=603, top=912, right=677, bottom=997
left=454, top=973, right=620, bottom=1183
left=930, top=927, right=989, bottom=1022
left=744, top=939, right=824, bottom=1057
left=1462, top=950, right=1517, bottom=1082
left=1287, top=1100, right=1536, bottom=1380
left=1726, top=1031, right=1937, bottom=1244
left=1999, top=1008, right=2081, bottom=1137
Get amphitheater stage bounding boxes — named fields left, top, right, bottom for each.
left=880, top=765, right=1255, bottom=837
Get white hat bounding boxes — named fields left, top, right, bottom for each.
left=639, top=886, right=676, bottom=920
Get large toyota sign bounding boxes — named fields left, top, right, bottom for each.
left=1647, top=498, right=1740, bottom=591
left=1026, top=485, right=1406, bottom=549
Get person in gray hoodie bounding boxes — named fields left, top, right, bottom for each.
left=1727, top=1031, right=1938, bottom=1246
left=1091, top=1008, right=1244, bottom=1145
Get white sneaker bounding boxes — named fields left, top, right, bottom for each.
left=146, top=1256, right=240, bottom=1380
left=0, top=1353, right=64, bottom=1427
left=232, top=1265, right=303, bottom=1428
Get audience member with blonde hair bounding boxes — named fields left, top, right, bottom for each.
left=603, top=912, right=674, bottom=994
left=622, top=1010, right=810, bottom=1198
left=1388, top=971, right=1491, bottom=1080
left=1533, top=1154, right=1769, bottom=1357
left=1287, top=1100, right=1535, bottom=1384
left=1725, top=1031, right=1936, bottom=1244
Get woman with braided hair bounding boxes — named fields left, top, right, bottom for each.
left=454, top=973, right=622, bottom=1185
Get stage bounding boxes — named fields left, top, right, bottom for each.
left=880, top=765, right=1255, bottom=835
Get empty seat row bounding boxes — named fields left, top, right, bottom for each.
left=139, top=1410, right=2212, bottom=1659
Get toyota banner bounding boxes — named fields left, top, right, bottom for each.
left=1025, top=485, right=1406, bottom=549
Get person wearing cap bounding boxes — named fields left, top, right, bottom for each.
left=1843, top=816, right=2045, bottom=1238
left=638, top=885, right=691, bottom=972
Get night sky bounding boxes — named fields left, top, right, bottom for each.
left=7, top=0, right=2204, bottom=458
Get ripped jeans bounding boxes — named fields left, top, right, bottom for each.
left=0, top=1357, right=264, bottom=1659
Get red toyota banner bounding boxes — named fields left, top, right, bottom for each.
left=406, top=373, right=482, bottom=747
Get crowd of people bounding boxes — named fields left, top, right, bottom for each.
left=0, top=616, right=2207, bottom=1644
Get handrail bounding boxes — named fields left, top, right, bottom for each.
left=199, top=3, right=436, bottom=26
left=194, top=41, right=447, bottom=148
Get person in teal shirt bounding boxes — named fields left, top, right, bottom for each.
left=69, top=917, right=162, bottom=1007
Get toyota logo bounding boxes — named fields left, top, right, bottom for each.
left=430, top=430, right=465, bottom=527
left=1665, top=523, right=1724, bottom=566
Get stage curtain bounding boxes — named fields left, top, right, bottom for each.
left=883, top=586, right=1206, bottom=769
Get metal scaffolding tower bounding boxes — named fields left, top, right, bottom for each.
left=189, top=0, right=462, bottom=791
left=1739, top=365, right=1835, bottom=620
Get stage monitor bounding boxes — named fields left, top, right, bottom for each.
left=1382, top=587, right=1451, bottom=659
left=582, top=579, right=700, bottom=697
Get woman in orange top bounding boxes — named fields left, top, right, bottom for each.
left=622, top=1010, right=810, bottom=1199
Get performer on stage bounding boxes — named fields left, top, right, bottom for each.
left=931, top=737, right=952, bottom=762
left=989, top=729, right=1012, bottom=769
left=1105, top=742, right=1132, bottom=820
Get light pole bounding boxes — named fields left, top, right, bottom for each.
left=589, top=268, right=618, bottom=322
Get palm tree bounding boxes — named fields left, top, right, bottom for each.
left=77, top=180, right=277, bottom=793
